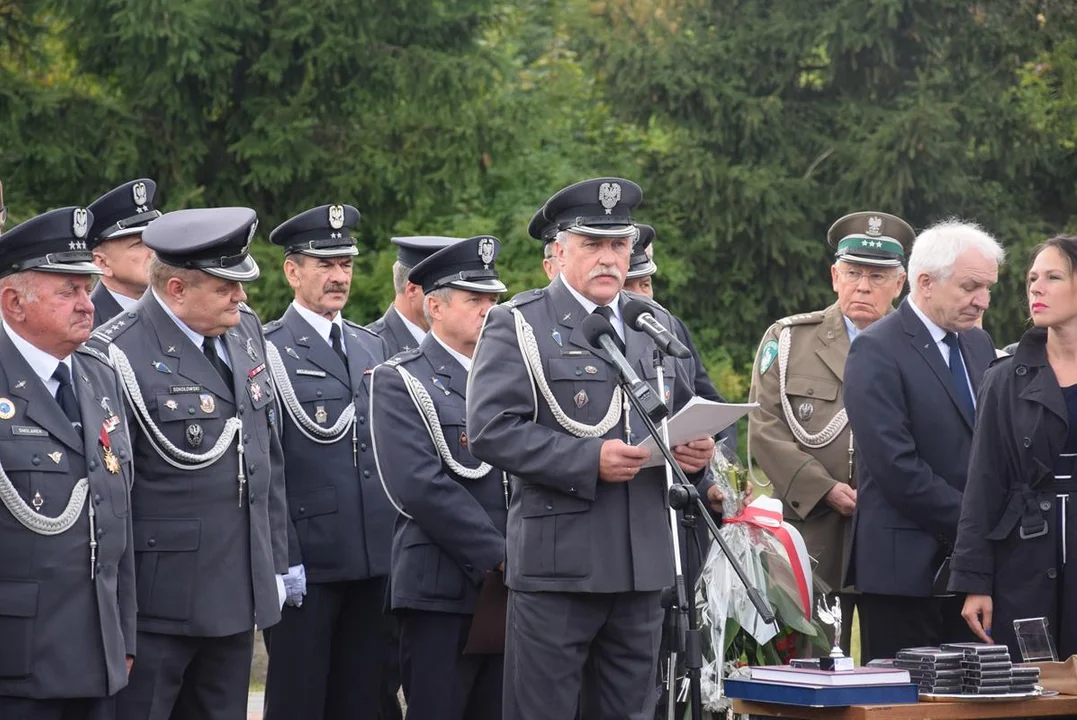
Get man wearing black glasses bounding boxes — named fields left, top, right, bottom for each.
left=747, top=211, right=912, bottom=659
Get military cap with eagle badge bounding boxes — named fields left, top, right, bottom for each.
left=86, top=178, right=163, bottom=249
left=0, top=206, right=102, bottom=278
left=269, top=203, right=361, bottom=258
left=407, top=235, right=506, bottom=294
left=827, top=211, right=916, bottom=268
left=528, top=177, right=643, bottom=240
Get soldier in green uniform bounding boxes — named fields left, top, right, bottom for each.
left=747, top=212, right=913, bottom=657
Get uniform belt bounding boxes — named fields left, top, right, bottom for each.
left=1019, top=488, right=1049, bottom=540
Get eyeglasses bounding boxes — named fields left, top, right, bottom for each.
left=837, top=267, right=898, bottom=288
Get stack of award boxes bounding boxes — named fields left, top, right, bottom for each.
left=893, top=647, right=964, bottom=694
left=941, top=643, right=1013, bottom=694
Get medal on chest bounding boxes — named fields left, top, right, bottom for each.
left=99, top=423, right=120, bottom=474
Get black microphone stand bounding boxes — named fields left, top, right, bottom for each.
left=619, top=357, right=775, bottom=720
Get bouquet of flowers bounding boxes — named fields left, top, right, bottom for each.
left=690, top=446, right=831, bottom=717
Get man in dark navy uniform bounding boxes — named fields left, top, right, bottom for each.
left=367, top=236, right=460, bottom=356
left=91, top=207, right=289, bottom=720
left=261, top=204, right=398, bottom=719
left=371, top=235, right=508, bottom=720
left=469, top=178, right=723, bottom=720
left=86, top=179, right=161, bottom=328
left=0, top=206, right=137, bottom=719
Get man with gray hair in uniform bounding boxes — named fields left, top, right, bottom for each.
left=91, top=208, right=289, bottom=720
left=468, top=177, right=726, bottom=720
left=0, top=206, right=137, bottom=720
left=748, top=212, right=912, bottom=657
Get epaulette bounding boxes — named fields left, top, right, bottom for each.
left=383, top=346, right=422, bottom=369
left=76, top=343, right=112, bottom=367
left=263, top=319, right=284, bottom=336
left=776, top=311, right=826, bottom=328
left=91, top=310, right=140, bottom=345
left=239, top=302, right=257, bottom=316
left=343, top=318, right=382, bottom=341
left=502, top=287, right=546, bottom=310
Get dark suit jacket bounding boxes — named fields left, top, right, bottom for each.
left=467, top=276, right=713, bottom=594
left=89, top=293, right=288, bottom=636
left=366, top=305, right=421, bottom=358
left=370, top=336, right=506, bottom=614
left=844, top=299, right=995, bottom=597
left=91, top=282, right=124, bottom=330
left=0, top=329, right=136, bottom=698
left=263, top=307, right=393, bottom=583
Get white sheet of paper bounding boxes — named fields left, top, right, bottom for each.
left=635, top=397, right=757, bottom=468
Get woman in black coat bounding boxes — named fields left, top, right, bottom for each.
left=950, top=235, right=1077, bottom=660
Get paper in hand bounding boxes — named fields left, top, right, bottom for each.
left=635, top=397, right=757, bottom=468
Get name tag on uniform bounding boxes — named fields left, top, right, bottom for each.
left=170, top=385, right=203, bottom=394
left=295, top=369, right=327, bottom=378
left=11, top=426, right=48, bottom=437
left=561, top=350, right=592, bottom=357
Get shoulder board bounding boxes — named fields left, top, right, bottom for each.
left=238, top=302, right=257, bottom=317
left=262, top=319, right=284, bottom=335
left=385, top=347, right=423, bottom=367
left=343, top=319, right=382, bottom=340
left=776, top=311, right=826, bottom=328
left=502, top=287, right=546, bottom=310
left=76, top=343, right=112, bottom=367
left=91, top=311, right=140, bottom=344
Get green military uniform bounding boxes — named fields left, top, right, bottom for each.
left=747, top=211, right=915, bottom=657
left=748, top=303, right=856, bottom=595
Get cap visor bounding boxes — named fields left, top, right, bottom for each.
left=204, top=255, right=260, bottom=282
left=566, top=223, right=637, bottom=238
left=445, top=279, right=507, bottom=293
left=837, top=254, right=904, bottom=268
left=293, top=246, right=359, bottom=258
left=36, top=262, right=103, bottom=276
left=626, top=261, right=657, bottom=279
left=102, top=226, right=148, bottom=241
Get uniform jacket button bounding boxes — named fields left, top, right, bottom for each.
left=298, top=506, right=306, bottom=515
left=360, top=443, right=367, bottom=452
left=31, top=455, right=41, bottom=466
left=464, top=564, right=474, bottom=572
left=363, top=470, right=371, bottom=478
left=94, top=494, right=102, bottom=505
left=1024, top=437, right=1032, bottom=448
left=1016, top=366, right=1028, bottom=376
left=147, top=538, right=156, bottom=548
left=545, top=502, right=554, bottom=511
left=89, top=460, right=97, bottom=471
left=1048, top=568, right=1058, bottom=579
left=359, top=416, right=366, bottom=424
left=791, top=500, right=800, bottom=509
left=1041, top=500, right=1052, bottom=512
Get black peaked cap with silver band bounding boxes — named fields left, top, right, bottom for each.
left=87, top=178, right=162, bottom=248
left=391, top=236, right=461, bottom=268
left=408, top=235, right=506, bottom=294
left=0, top=206, right=102, bottom=278
left=627, top=223, right=657, bottom=279
left=826, top=211, right=914, bottom=268
left=528, top=177, right=643, bottom=240
left=270, top=204, right=360, bottom=258
left=527, top=207, right=558, bottom=245
left=143, top=207, right=260, bottom=282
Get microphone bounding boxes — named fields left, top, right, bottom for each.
left=581, top=313, right=669, bottom=423
left=622, top=299, right=691, bottom=359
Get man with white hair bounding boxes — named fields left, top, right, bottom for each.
left=844, top=219, right=1005, bottom=662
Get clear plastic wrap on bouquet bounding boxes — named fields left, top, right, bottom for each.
left=695, top=446, right=821, bottom=711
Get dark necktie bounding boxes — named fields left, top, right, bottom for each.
left=203, top=337, right=234, bottom=389
left=329, top=324, right=349, bottom=373
left=52, top=363, right=80, bottom=425
left=943, top=332, right=975, bottom=421
left=592, top=306, right=625, bottom=353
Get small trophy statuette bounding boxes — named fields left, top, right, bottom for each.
left=816, top=596, right=854, bottom=671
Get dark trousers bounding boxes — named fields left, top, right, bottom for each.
left=858, top=592, right=977, bottom=662
left=505, top=590, right=663, bottom=720
left=0, top=697, right=116, bottom=720
left=398, top=610, right=502, bottom=720
left=115, top=630, right=253, bottom=720
left=379, top=614, right=403, bottom=719
left=263, top=578, right=395, bottom=720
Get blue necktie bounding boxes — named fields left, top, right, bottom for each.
left=943, top=332, right=975, bottom=421
left=52, top=363, right=80, bottom=425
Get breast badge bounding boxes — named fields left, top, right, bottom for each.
left=0, top=398, right=14, bottom=420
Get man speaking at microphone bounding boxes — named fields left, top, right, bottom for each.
left=467, top=178, right=725, bottom=720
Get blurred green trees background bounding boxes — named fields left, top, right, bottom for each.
left=3, top=0, right=1077, bottom=401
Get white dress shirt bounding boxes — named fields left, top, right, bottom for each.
left=397, top=308, right=427, bottom=347
left=6, top=325, right=72, bottom=397
left=152, top=289, right=232, bottom=368
left=291, top=301, right=345, bottom=356
left=908, top=297, right=975, bottom=407
left=107, top=287, right=138, bottom=312
left=562, top=280, right=626, bottom=341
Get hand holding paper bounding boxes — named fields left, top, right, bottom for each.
left=635, top=397, right=757, bottom=468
